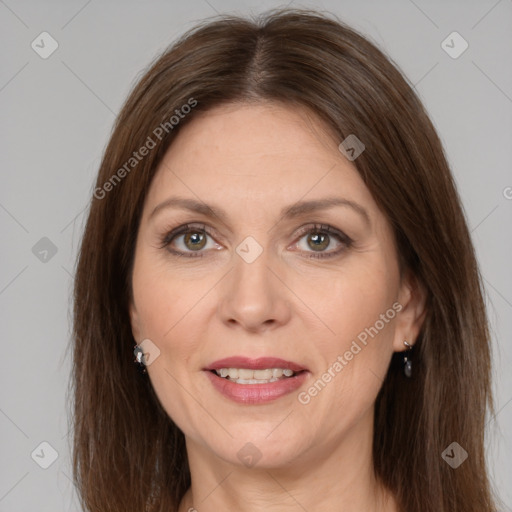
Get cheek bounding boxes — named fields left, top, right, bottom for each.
left=131, top=252, right=225, bottom=393
left=131, top=254, right=197, bottom=363
left=132, top=249, right=198, bottom=335
left=294, top=255, right=398, bottom=348
left=335, top=272, right=397, bottom=345
left=131, top=257, right=211, bottom=432
left=302, top=258, right=399, bottom=400
left=294, top=287, right=398, bottom=439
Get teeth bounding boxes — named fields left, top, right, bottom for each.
left=238, top=369, right=253, bottom=379
left=214, top=367, right=298, bottom=382
left=254, top=369, right=273, bottom=380
left=235, top=378, right=280, bottom=384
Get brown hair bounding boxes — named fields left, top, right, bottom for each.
left=71, top=8, right=497, bottom=511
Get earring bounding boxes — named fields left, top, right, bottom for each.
left=403, top=340, right=413, bottom=378
left=133, top=344, right=147, bottom=374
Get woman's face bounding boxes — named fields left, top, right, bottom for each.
left=130, top=102, right=424, bottom=469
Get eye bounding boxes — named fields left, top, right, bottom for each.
left=160, top=222, right=352, bottom=260
left=291, top=223, right=352, bottom=259
left=160, top=223, right=220, bottom=258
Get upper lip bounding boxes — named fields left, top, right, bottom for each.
left=204, top=357, right=308, bottom=372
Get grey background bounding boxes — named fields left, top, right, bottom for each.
left=1, top=0, right=511, bottom=510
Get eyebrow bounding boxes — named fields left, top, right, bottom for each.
left=149, top=196, right=370, bottom=226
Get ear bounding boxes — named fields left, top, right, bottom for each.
left=392, top=269, right=428, bottom=352
left=129, top=301, right=142, bottom=342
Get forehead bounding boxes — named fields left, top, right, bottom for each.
left=143, top=102, right=375, bottom=219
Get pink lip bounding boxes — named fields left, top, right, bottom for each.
left=204, top=356, right=307, bottom=372
left=204, top=369, right=309, bottom=404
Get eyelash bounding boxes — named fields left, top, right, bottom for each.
left=159, top=223, right=353, bottom=259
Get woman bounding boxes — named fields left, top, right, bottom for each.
left=71, top=8, right=498, bottom=512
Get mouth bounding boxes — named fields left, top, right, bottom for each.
left=203, top=356, right=310, bottom=403
left=204, top=356, right=307, bottom=382
left=209, top=367, right=305, bottom=384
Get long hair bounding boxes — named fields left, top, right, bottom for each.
left=70, top=8, right=497, bottom=511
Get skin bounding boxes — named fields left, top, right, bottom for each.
left=129, top=102, right=426, bottom=512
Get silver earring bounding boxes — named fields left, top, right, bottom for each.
left=133, top=344, right=147, bottom=374
left=403, top=340, right=412, bottom=378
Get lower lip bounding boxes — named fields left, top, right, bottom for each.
left=204, top=370, right=309, bottom=404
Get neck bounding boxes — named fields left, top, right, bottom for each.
left=177, top=408, right=397, bottom=512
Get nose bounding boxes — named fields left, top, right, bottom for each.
left=217, top=244, right=292, bottom=333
